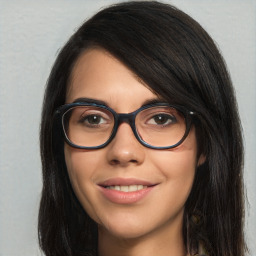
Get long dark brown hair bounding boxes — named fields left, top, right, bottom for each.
left=39, top=1, right=246, bottom=255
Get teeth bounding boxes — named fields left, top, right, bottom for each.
left=137, top=185, right=144, bottom=190
left=106, top=185, right=147, bottom=192
left=128, top=185, right=137, bottom=192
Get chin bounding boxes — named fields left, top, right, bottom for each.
left=97, top=213, right=152, bottom=239
left=100, top=225, right=149, bottom=240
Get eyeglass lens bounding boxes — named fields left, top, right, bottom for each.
left=62, top=106, right=186, bottom=148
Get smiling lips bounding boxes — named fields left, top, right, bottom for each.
left=106, top=184, right=147, bottom=192
left=98, top=178, right=156, bottom=204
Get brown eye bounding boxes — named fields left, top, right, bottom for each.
left=80, top=115, right=105, bottom=125
left=148, top=114, right=177, bottom=126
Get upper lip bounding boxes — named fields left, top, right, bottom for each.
left=98, top=178, right=156, bottom=187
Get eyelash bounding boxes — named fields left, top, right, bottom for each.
left=146, top=113, right=177, bottom=126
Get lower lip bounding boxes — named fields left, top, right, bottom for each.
left=98, top=186, right=154, bottom=204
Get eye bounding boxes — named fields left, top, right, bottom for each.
left=79, top=114, right=107, bottom=126
left=147, top=114, right=177, bottom=126
left=84, top=115, right=105, bottom=124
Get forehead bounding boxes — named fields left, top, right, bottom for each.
left=66, top=48, right=160, bottom=111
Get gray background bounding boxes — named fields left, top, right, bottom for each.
left=0, top=0, right=255, bottom=255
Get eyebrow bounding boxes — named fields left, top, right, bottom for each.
left=73, top=97, right=107, bottom=105
left=72, top=97, right=168, bottom=108
left=141, top=98, right=168, bottom=106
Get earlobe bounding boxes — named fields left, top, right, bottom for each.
left=197, top=154, right=206, bottom=167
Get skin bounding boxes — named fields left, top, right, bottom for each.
left=64, top=48, right=204, bottom=256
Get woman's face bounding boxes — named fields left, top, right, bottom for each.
left=64, top=48, right=203, bottom=240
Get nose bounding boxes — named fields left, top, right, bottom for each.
left=106, top=122, right=145, bottom=167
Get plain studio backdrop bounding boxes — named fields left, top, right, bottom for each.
left=0, top=1, right=255, bottom=255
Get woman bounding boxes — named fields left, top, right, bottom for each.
left=39, top=1, right=246, bottom=255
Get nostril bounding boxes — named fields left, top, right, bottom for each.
left=110, top=159, right=120, bottom=165
left=109, top=158, right=138, bottom=166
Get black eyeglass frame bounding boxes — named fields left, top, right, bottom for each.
left=54, top=102, right=195, bottom=150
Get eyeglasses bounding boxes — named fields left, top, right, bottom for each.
left=55, top=102, right=195, bottom=150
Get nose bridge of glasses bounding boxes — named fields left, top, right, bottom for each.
left=116, top=113, right=134, bottom=127
left=114, top=113, right=139, bottom=143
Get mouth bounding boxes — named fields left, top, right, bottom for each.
left=104, top=184, right=150, bottom=192
left=98, top=178, right=157, bottom=204
left=98, top=178, right=156, bottom=192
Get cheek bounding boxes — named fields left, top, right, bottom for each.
left=64, top=145, right=90, bottom=201
left=64, top=144, right=105, bottom=179
left=65, top=146, right=89, bottom=185
left=64, top=145, right=104, bottom=219
left=149, top=151, right=197, bottom=224
left=64, top=145, right=110, bottom=223
left=152, top=151, right=197, bottom=200
left=151, top=144, right=198, bottom=179
left=149, top=134, right=198, bottom=201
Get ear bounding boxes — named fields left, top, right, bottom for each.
left=197, top=154, right=206, bottom=167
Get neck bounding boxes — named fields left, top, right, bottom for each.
left=97, top=216, right=187, bottom=256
